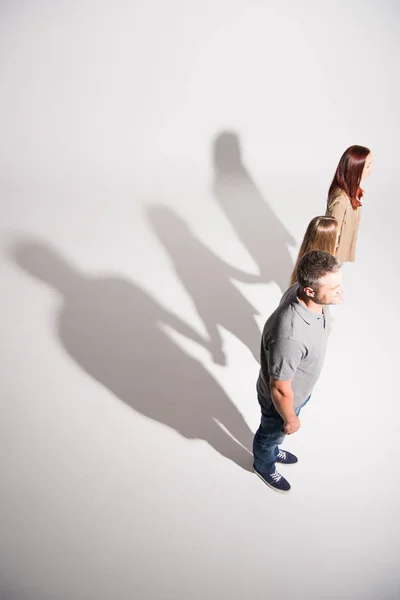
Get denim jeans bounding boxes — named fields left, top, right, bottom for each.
left=252, top=395, right=310, bottom=475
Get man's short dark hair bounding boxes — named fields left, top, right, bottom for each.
left=296, top=250, right=341, bottom=291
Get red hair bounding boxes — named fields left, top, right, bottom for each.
left=328, top=145, right=370, bottom=210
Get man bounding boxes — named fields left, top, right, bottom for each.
left=253, top=250, right=344, bottom=493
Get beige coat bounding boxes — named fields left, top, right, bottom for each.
left=326, top=191, right=362, bottom=263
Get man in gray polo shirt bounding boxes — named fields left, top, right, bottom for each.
left=253, top=250, right=344, bottom=493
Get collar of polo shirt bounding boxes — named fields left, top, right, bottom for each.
left=293, top=294, right=325, bottom=325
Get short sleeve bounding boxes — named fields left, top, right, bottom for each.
left=267, top=337, right=306, bottom=381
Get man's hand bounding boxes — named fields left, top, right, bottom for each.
left=283, top=416, right=301, bottom=435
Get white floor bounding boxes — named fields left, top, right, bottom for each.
left=1, top=2, right=400, bottom=599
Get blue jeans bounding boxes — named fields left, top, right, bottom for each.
left=253, top=395, right=310, bottom=475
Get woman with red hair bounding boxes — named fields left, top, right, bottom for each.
left=326, top=145, right=372, bottom=262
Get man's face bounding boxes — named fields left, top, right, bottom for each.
left=307, top=270, right=344, bottom=305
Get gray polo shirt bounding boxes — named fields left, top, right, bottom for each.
left=257, top=283, right=332, bottom=411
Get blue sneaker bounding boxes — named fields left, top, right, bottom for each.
left=275, top=449, right=298, bottom=464
left=253, top=467, right=291, bottom=493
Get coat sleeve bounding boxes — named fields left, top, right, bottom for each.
left=327, top=196, right=347, bottom=254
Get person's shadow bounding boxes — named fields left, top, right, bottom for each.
left=213, top=131, right=296, bottom=293
left=146, top=204, right=262, bottom=364
left=11, top=239, right=254, bottom=470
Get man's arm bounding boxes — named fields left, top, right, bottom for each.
left=266, top=336, right=306, bottom=435
left=269, top=377, right=300, bottom=435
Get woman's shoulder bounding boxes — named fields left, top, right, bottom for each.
left=328, top=189, right=349, bottom=208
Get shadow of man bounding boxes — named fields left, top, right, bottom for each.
left=11, top=239, right=254, bottom=470
left=146, top=204, right=262, bottom=365
left=213, top=131, right=296, bottom=293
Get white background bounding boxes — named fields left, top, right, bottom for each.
left=1, top=1, right=399, bottom=599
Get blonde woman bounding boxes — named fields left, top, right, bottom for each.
left=326, top=145, right=372, bottom=262
left=290, top=216, right=339, bottom=285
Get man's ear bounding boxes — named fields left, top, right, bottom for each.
left=303, top=286, right=315, bottom=298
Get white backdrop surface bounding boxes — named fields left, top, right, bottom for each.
left=1, top=2, right=399, bottom=599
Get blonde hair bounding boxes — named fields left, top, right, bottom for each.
left=290, top=216, right=339, bottom=285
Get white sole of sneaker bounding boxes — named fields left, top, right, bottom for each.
left=253, top=468, right=291, bottom=494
